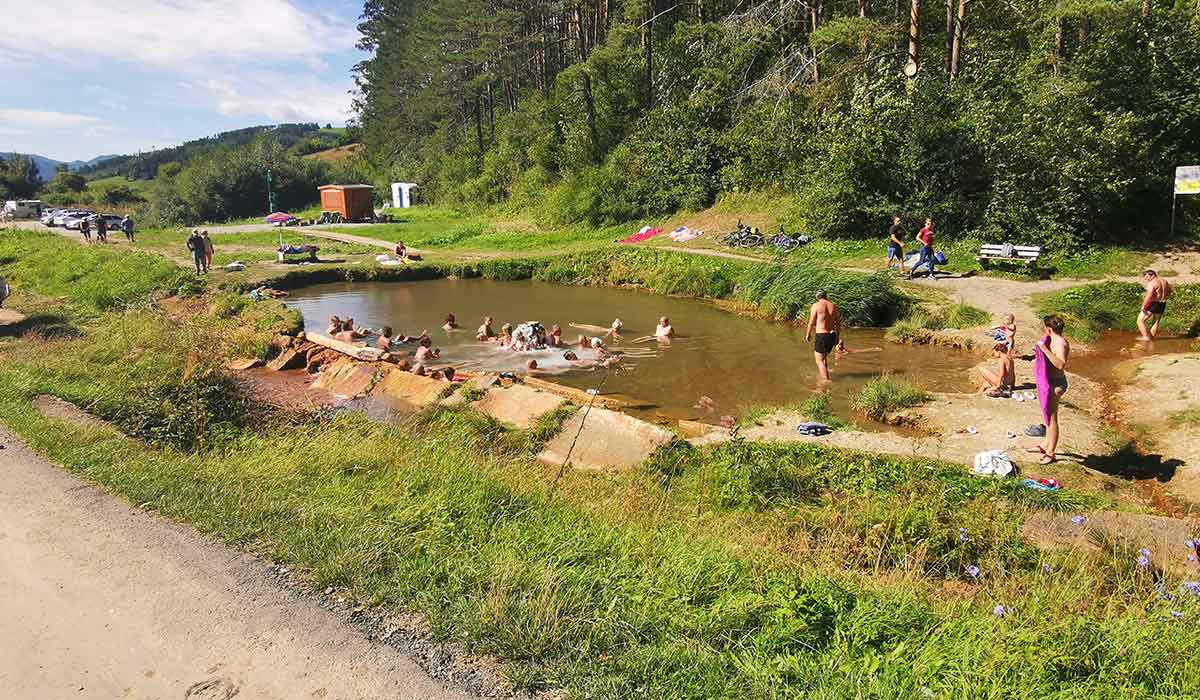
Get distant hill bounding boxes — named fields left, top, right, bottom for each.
left=76, top=123, right=351, bottom=181
left=0, top=152, right=120, bottom=181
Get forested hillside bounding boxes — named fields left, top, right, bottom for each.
left=76, top=123, right=351, bottom=181
left=353, top=0, right=1200, bottom=248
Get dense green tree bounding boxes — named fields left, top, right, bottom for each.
left=353, top=0, right=1200, bottom=247
left=0, top=155, right=42, bottom=199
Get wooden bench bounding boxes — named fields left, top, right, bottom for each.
left=976, top=243, right=1042, bottom=269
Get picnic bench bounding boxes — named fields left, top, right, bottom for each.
left=976, top=243, right=1042, bottom=269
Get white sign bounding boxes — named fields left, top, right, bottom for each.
left=1177, top=166, right=1200, bottom=195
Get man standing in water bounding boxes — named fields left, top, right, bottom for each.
left=1137, top=269, right=1173, bottom=341
left=805, top=290, right=844, bottom=382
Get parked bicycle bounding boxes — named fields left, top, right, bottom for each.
left=722, top=220, right=764, bottom=248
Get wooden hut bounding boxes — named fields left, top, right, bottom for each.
left=318, top=184, right=375, bottom=222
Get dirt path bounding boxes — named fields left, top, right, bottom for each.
left=656, top=245, right=761, bottom=263
left=0, top=425, right=474, bottom=700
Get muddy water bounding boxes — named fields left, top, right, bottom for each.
left=287, top=279, right=982, bottom=422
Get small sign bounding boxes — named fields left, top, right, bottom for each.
left=1177, top=165, right=1200, bottom=195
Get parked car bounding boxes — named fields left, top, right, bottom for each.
left=99, top=214, right=123, bottom=230
left=62, top=211, right=94, bottom=230
left=40, top=209, right=60, bottom=226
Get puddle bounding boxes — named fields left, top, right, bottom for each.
left=286, top=278, right=981, bottom=422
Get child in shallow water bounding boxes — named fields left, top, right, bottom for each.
left=497, top=323, right=513, bottom=348
left=443, top=313, right=458, bottom=331
left=977, top=341, right=1016, bottom=396
left=476, top=316, right=495, bottom=341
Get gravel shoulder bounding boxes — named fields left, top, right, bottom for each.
left=0, top=423, right=475, bottom=700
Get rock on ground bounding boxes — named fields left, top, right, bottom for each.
left=538, top=407, right=674, bottom=471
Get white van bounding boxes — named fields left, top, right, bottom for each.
left=2, top=200, right=44, bottom=219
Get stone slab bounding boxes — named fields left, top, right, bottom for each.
left=313, top=358, right=379, bottom=399
left=224, top=357, right=264, bottom=371
left=472, top=383, right=567, bottom=429
left=537, top=407, right=674, bottom=471
left=305, top=332, right=385, bottom=361
left=267, top=346, right=308, bottom=371
left=440, top=373, right=499, bottom=407
left=371, top=369, right=447, bottom=409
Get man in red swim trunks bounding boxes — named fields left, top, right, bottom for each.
left=805, top=290, right=844, bottom=382
left=1137, top=269, right=1173, bottom=341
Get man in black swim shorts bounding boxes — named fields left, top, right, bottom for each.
left=1137, top=269, right=1173, bottom=341
left=805, top=290, right=844, bottom=382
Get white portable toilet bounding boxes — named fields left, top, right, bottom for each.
left=391, top=182, right=418, bottom=209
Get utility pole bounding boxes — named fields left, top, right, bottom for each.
left=266, top=169, right=276, bottom=213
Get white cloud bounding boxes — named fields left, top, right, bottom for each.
left=0, top=0, right=358, bottom=67
left=0, top=109, right=104, bottom=128
left=204, top=77, right=352, bottom=124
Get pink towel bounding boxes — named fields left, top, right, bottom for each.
left=618, top=226, right=662, bottom=244
left=1034, top=334, right=1052, bottom=425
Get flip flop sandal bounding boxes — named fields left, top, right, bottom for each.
left=1038, top=454, right=1057, bottom=465
left=1025, top=446, right=1047, bottom=454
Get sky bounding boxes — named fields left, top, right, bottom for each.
left=0, top=0, right=365, bottom=162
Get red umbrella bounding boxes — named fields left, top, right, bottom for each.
left=265, top=212, right=295, bottom=223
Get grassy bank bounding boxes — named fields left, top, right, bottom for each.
left=1035, top=282, right=1200, bottom=342
left=1, top=231, right=1198, bottom=698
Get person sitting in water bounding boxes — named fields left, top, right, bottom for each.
left=655, top=316, right=674, bottom=339
left=590, top=337, right=610, bottom=355
left=547, top=324, right=563, bottom=347
left=476, top=316, right=495, bottom=341
left=376, top=326, right=395, bottom=350
left=524, top=359, right=546, bottom=375
left=443, top=313, right=458, bottom=331
left=327, top=315, right=344, bottom=335
left=497, top=323, right=513, bottom=348
left=569, top=319, right=623, bottom=338
left=977, top=342, right=1016, bottom=396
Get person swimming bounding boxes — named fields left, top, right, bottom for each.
left=562, top=350, right=617, bottom=370
left=443, top=313, right=458, bottom=331
left=655, top=316, right=674, bottom=338
left=570, top=319, right=623, bottom=338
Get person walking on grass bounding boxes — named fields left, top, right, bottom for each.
left=886, top=216, right=906, bottom=273
left=95, top=215, right=107, bottom=243
left=121, top=215, right=135, bottom=243
left=910, top=217, right=936, bottom=280
left=805, top=290, right=844, bottom=382
left=202, top=230, right=215, bottom=271
left=80, top=216, right=91, bottom=243
left=187, top=229, right=206, bottom=273
left=1137, top=269, right=1173, bottom=341
left=1029, top=315, right=1070, bottom=465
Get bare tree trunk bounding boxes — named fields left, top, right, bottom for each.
left=811, top=0, right=823, bottom=83
left=1053, top=17, right=1065, bottom=77
left=642, top=0, right=655, bottom=107
left=474, top=95, right=484, bottom=160
left=1142, top=0, right=1151, bottom=19
left=859, top=0, right=869, bottom=52
left=1079, top=14, right=1091, bottom=46
left=945, top=0, right=954, bottom=73
left=582, top=72, right=598, bottom=161
left=949, top=0, right=967, bottom=78
left=907, top=0, right=921, bottom=76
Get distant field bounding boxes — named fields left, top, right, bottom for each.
left=87, top=175, right=152, bottom=191
left=304, top=144, right=363, bottom=163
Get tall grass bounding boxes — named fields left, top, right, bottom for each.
left=851, top=374, right=929, bottom=421
left=0, top=229, right=184, bottom=311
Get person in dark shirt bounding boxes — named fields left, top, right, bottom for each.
left=186, top=230, right=206, bottom=273
left=886, top=216, right=906, bottom=273
left=121, top=215, right=135, bottom=242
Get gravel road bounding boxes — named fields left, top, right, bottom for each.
left=0, top=425, right=474, bottom=700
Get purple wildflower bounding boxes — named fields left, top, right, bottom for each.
left=993, top=605, right=1007, bottom=617
left=1137, top=555, right=1151, bottom=569
left=1071, top=515, right=1086, bottom=526
left=1171, top=611, right=1184, bottom=620
left=1139, top=547, right=1152, bottom=558
left=958, top=528, right=970, bottom=543
left=1189, top=554, right=1196, bottom=562
left=1042, top=563, right=1053, bottom=574
left=1180, top=581, right=1200, bottom=596
left=1185, top=539, right=1196, bottom=550
left=965, top=565, right=981, bottom=579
